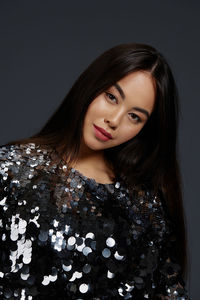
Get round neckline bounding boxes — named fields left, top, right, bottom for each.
left=70, top=166, right=115, bottom=186
left=52, top=147, right=116, bottom=186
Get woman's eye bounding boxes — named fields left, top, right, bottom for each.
left=105, top=92, right=117, bottom=103
left=105, top=92, right=141, bottom=123
left=129, top=113, right=141, bottom=123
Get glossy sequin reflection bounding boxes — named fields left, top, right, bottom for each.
left=0, top=143, right=190, bottom=299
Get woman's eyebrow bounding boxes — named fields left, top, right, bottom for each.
left=133, top=107, right=150, bottom=119
left=113, top=83, right=150, bottom=119
left=114, top=83, right=125, bottom=99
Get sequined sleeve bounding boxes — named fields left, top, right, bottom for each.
left=0, top=144, right=39, bottom=298
left=0, top=146, right=15, bottom=296
left=141, top=188, right=190, bottom=299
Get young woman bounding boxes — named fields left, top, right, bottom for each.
left=0, top=43, right=190, bottom=299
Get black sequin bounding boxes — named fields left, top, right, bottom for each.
left=0, top=143, right=190, bottom=299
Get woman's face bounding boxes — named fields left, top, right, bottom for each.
left=81, top=71, right=156, bottom=153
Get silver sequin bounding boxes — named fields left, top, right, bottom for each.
left=0, top=143, right=190, bottom=299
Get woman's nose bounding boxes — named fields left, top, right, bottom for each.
left=104, top=109, right=124, bottom=128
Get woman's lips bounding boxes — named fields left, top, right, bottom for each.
left=93, top=124, right=112, bottom=141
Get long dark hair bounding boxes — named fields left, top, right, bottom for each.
left=4, top=43, right=189, bottom=279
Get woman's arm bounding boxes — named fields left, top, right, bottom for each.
left=148, top=189, right=190, bottom=299
left=0, top=153, right=13, bottom=295
left=0, top=145, right=29, bottom=297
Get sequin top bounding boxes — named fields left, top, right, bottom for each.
left=0, top=143, right=190, bottom=299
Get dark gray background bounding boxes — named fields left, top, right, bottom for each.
left=0, top=1, right=199, bottom=298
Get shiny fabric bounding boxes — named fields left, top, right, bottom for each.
left=0, top=143, right=189, bottom=299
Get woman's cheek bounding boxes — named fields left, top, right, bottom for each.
left=89, top=99, right=106, bottom=116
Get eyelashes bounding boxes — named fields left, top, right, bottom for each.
left=105, top=92, right=117, bottom=103
left=104, top=92, right=142, bottom=123
left=129, top=113, right=142, bottom=123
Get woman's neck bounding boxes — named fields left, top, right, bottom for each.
left=69, top=150, right=115, bottom=184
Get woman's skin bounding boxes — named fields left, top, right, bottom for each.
left=72, top=71, right=156, bottom=184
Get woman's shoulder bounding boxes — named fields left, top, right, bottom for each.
left=129, top=182, right=171, bottom=231
left=0, top=142, right=57, bottom=183
left=130, top=182, right=164, bottom=212
left=0, top=143, right=34, bottom=178
left=0, top=142, right=52, bottom=161
left=0, top=142, right=40, bottom=162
